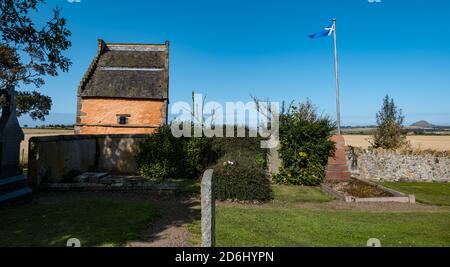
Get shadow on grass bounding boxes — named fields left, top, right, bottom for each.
left=0, top=192, right=200, bottom=247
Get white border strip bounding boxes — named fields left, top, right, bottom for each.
left=99, top=67, right=164, bottom=72
left=107, top=46, right=166, bottom=52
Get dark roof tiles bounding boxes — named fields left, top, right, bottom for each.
left=78, top=40, right=169, bottom=100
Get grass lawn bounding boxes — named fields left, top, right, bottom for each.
left=212, top=207, right=450, bottom=247
left=0, top=198, right=159, bottom=247
left=272, top=185, right=333, bottom=203
left=171, top=179, right=201, bottom=196
left=380, top=182, right=450, bottom=206
left=188, top=185, right=450, bottom=247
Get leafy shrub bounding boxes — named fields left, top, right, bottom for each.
left=212, top=137, right=263, bottom=154
left=274, top=100, right=336, bottom=186
left=273, top=152, right=325, bottom=186
left=136, top=125, right=272, bottom=201
left=139, top=162, right=170, bottom=180
left=136, top=125, right=186, bottom=180
left=136, top=125, right=213, bottom=180
left=210, top=129, right=271, bottom=201
left=210, top=128, right=263, bottom=155
left=214, top=151, right=272, bottom=202
left=185, top=137, right=213, bottom=178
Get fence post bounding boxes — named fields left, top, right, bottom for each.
left=201, top=169, right=215, bottom=247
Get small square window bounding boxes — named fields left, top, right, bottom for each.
left=117, top=115, right=130, bottom=125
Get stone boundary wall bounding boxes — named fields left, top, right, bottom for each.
left=28, top=134, right=147, bottom=190
left=347, top=148, right=450, bottom=182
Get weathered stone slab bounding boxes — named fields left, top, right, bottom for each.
left=0, top=87, right=32, bottom=205
left=75, top=172, right=109, bottom=183
left=41, top=181, right=177, bottom=192
left=345, top=196, right=415, bottom=204
left=267, top=145, right=282, bottom=176
left=201, top=169, right=215, bottom=247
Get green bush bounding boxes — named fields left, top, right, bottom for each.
left=136, top=125, right=272, bottom=202
left=273, top=152, right=325, bottom=186
left=211, top=135, right=263, bottom=157
left=214, top=151, right=272, bottom=202
left=274, top=100, right=336, bottom=186
left=210, top=130, right=271, bottom=201
left=136, top=125, right=212, bottom=180
left=136, top=125, right=186, bottom=180
left=185, top=137, right=213, bottom=178
left=139, top=162, right=170, bottom=180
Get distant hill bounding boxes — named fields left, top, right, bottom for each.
left=410, top=121, right=435, bottom=128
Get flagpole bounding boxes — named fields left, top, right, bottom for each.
left=332, top=18, right=342, bottom=135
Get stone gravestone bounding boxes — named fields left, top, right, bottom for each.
left=201, top=169, right=215, bottom=247
left=0, top=87, right=32, bottom=205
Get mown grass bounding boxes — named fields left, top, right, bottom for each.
left=380, top=182, right=450, bottom=206
left=0, top=198, right=159, bottom=247
left=212, top=207, right=450, bottom=247
left=171, top=179, right=201, bottom=196
left=188, top=185, right=450, bottom=247
left=272, top=185, right=333, bottom=203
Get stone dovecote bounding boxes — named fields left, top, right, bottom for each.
left=75, top=40, right=169, bottom=135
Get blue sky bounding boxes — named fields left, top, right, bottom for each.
left=20, top=0, right=450, bottom=126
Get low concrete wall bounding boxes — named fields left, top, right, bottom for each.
left=28, top=134, right=146, bottom=190
left=347, top=148, right=450, bottom=182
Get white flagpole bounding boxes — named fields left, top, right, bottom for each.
left=332, top=18, right=342, bottom=135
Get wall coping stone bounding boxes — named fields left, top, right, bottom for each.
left=29, top=134, right=148, bottom=143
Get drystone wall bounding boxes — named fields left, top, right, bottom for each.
left=347, top=148, right=450, bottom=182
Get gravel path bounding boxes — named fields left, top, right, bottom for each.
left=126, top=196, right=200, bottom=247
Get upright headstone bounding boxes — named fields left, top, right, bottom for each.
left=201, top=169, right=215, bottom=247
left=0, top=87, right=32, bottom=205
left=267, top=145, right=282, bottom=177
left=326, top=135, right=351, bottom=181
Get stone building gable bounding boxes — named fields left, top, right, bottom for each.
left=77, top=40, right=169, bottom=100
left=75, top=40, right=170, bottom=134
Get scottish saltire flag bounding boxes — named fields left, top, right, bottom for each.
left=309, top=23, right=335, bottom=39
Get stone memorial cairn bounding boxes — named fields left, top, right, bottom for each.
left=326, top=135, right=351, bottom=181
left=0, top=86, right=32, bottom=205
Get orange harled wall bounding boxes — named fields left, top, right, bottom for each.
left=76, top=98, right=164, bottom=135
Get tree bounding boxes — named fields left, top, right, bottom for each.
left=0, top=0, right=71, bottom=120
left=371, top=95, right=408, bottom=149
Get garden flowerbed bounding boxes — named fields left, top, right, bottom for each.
left=326, top=178, right=393, bottom=198
left=322, top=178, right=416, bottom=204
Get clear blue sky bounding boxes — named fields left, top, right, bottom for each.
left=20, top=0, right=450, bottom=126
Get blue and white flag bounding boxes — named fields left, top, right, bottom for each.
left=309, top=23, right=335, bottom=39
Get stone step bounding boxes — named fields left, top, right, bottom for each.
left=0, top=187, right=33, bottom=206
left=327, top=157, right=348, bottom=164
left=327, top=164, right=351, bottom=172
left=0, top=175, right=28, bottom=195
left=326, top=171, right=352, bottom=181
left=326, top=135, right=352, bottom=181
left=328, top=160, right=348, bottom=166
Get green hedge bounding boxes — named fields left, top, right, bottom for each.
left=273, top=100, right=336, bottom=186
left=214, top=151, right=273, bottom=202
left=136, top=125, right=212, bottom=180
left=136, top=125, right=273, bottom=201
